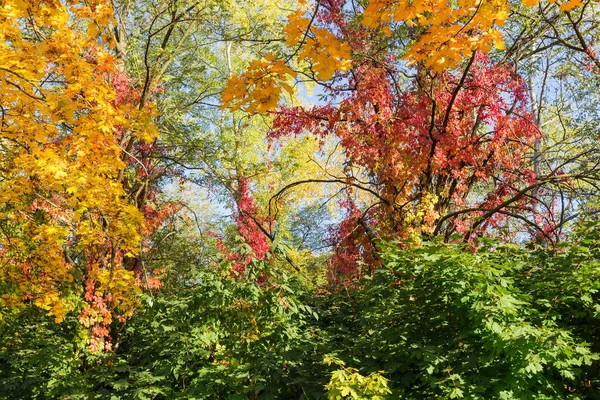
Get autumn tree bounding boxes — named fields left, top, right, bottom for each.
left=222, top=0, right=600, bottom=282
left=0, top=0, right=163, bottom=350
left=223, top=0, right=533, bottom=281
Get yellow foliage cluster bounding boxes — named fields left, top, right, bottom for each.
left=0, top=0, right=155, bottom=325
left=362, top=0, right=509, bottom=71
left=283, top=8, right=352, bottom=81
left=221, top=0, right=586, bottom=113
left=222, top=53, right=297, bottom=114
left=298, top=27, right=353, bottom=81
left=363, top=0, right=583, bottom=70
left=222, top=3, right=352, bottom=113
left=523, top=0, right=583, bottom=11
left=400, top=193, right=441, bottom=245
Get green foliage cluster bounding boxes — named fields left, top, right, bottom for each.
left=317, top=236, right=600, bottom=399
left=2, top=221, right=600, bottom=399
left=0, top=261, right=326, bottom=399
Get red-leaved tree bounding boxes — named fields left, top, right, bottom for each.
left=270, top=1, right=539, bottom=282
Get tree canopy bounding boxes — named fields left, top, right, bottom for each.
left=2, top=0, right=600, bottom=398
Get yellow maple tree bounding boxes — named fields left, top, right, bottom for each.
left=0, top=0, right=157, bottom=350
left=221, top=53, right=297, bottom=114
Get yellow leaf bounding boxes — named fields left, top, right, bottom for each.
left=88, top=21, right=99, bottom=38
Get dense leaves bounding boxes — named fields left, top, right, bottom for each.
left=3, top=0, right=600, bottom=398
left=3, top=228, right=600, bottom=398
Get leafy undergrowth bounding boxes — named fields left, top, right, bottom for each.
left=3, top=223, right=600, bottom=399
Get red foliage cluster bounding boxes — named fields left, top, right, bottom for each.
left=236, top=179, right=271, bottom=261
left=80, top=276, right=113, bottom=352
left=325, top=199, right=380, bottom=285
left=111, top=71, right=142, bottom=106
left=214, top=179, right=272, bottom=276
